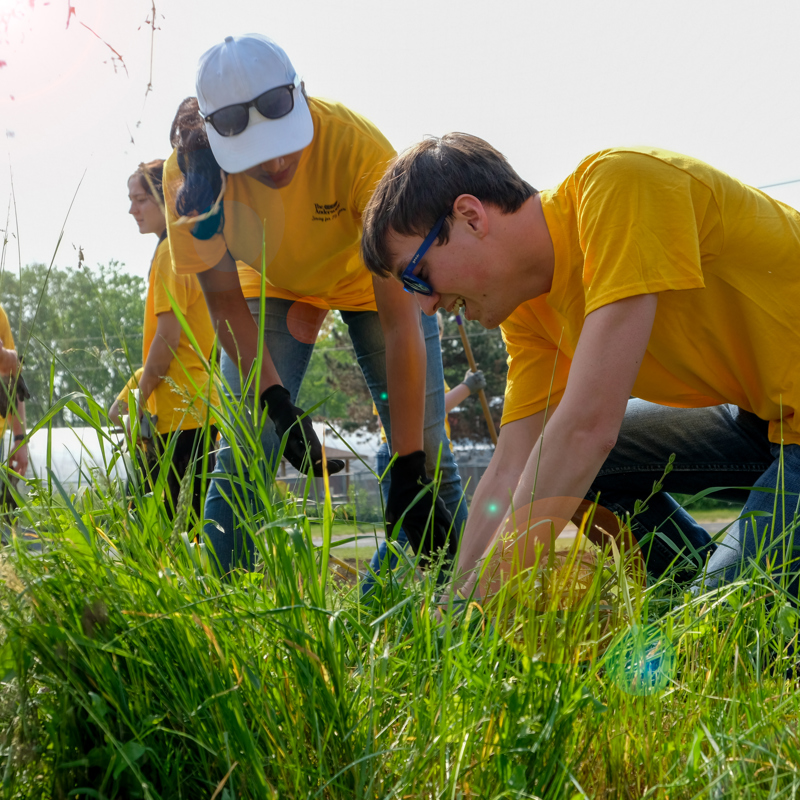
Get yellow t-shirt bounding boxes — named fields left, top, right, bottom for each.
left=164, top=97, right=396, bottom=312
left=373, top=380, right=454, bottom=450
left=0, top=306, right=15, bottom=438
left=141, top=239, right=218, bottom=434
left=501, top=147, right=800, bottom=446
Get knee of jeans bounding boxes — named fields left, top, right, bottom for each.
left=210, top=444, right=234, bottom=476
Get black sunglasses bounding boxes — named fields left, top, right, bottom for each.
left=204, top=74, right=301, bottom=137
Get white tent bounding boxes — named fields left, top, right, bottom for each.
left=19, top=426, right=129, bottom=493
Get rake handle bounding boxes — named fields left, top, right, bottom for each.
left=455, top=314, right=498, bottom=445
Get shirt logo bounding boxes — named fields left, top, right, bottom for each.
left=313, top=200, right=346, bottom=222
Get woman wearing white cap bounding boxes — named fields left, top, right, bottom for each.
left=164, top=34, right=467, bottom=572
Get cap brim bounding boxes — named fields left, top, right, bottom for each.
left=206, top=92, right=314, bottom=174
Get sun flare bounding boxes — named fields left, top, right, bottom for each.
left=0, top=0, right=29, bottom=21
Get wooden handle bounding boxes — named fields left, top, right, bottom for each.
left=456, top=315, right=498, bottom=445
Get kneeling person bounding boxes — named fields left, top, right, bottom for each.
left=361, top=135, right=800, bottom=598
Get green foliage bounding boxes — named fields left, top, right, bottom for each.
left=2, top=382, right=800, bottom=798
left=297, top=311, right=509, bottom=442
left=0, top=261, right=146, bottom=426
left=297, top=314, right=374, bottom=431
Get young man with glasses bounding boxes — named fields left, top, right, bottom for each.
left=360, top=134, right=800, bottom=601
left=164, top=34, right=466, bottom=572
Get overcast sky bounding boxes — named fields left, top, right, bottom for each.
left=2, top=0, right=800, bottom=280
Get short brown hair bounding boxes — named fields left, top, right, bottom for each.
left=361, top=133, right=536, bottom=278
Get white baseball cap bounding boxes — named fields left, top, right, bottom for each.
left=196, top=34, right=314, bottom=174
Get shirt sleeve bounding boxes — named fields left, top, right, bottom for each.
left=500, top=302, right=571, bottom=426
left=0, top=307, right=14, bottom=351
left=164, top=150, right=228, bottom=275
left=116, top=368, right=143, bottom=406
left=576, top=151, right=708, bottom=316
left=152, top=239, right=198, bottom=316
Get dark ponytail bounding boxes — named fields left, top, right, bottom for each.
left=169, top=97, right=225, bottom=216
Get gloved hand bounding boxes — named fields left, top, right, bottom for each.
left=462, top=369, right=486, bottom=395
left=386, top=450, right=457, bottom=563
left=261, top=385, right=345, bottom=477
left=190, top=202, right=225, bottom=241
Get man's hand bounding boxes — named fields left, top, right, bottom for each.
left=261, top=385, right=345, bottom=477
left=386, top=450, right=456, bottom=562
left=9, top=440, right=28, bottom=476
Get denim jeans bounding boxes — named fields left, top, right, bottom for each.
left=203, top=298, right=467, bottom=571
left=589, top=399, right=800, bottom=592
left=360, top=440, right=413, bottom=595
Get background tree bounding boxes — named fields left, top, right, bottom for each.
left=0, top=262, right=146, bottom=427
left=298, top=311, right=509, bottom=443
left=298, top=314, right=374, bottom=431
left=440, top=314, right=507, bottom=444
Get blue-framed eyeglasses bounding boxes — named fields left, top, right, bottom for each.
left=401, top=212, right=448, bottom=295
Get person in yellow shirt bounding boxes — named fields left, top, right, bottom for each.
left=164, top=34, right=466, bottom=572
left=0, top=306, right=28, bottom=479
left=114, top=160, right=218, bottom=520
left=361, top=134, right=800, bottom=601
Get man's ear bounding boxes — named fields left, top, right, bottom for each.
left=452, top=194, right=488, bottom=238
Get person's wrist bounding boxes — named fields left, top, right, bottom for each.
left=13, top=433, right=25, bottom=443
left=390, top=450, right=427, bottom=481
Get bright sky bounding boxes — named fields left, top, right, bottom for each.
left=1, top=0, right=800, bottom=280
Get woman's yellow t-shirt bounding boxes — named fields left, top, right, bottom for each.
left=502, top=147, right=800, bottom=446
left=139, top=239, right=218, bottom=434
left=0, top=306, right=16, bottom=438
left=164, top=97, right=396, bottom=312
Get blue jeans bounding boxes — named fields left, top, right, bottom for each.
left=589, top=400, right=800, bottom=592
left=361, top=441, right=414, bottom=595
left=203, top=298, right=467, bottom=571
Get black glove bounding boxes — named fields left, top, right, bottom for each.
left=261, top=385, right=345, bottom=477
left=386, top=450, right=456, bottom=562
left=0, top=371, right=30, bottom=419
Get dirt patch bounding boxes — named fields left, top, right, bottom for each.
left=329, top=557, right=361, bottom=588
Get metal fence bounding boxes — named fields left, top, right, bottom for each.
left=278, top=445, right=494, bottom=523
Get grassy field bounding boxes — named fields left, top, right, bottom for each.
left=0, top=383, right=799, bottom=798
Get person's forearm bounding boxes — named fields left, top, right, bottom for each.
left=9, top=400, right=25, bottom=437
left=108, top=400, right=124, bottom=428
left=383, top=323, right=425, bottom=455
left=484, top=413, right=613, bottom=593
left=212, top=293, right=281, bottom=395
left=196, top=259, right=281, bottom=396
left=444, top=382, right=471, bottom=413
left=140, top=336, right=174, bottom=403
left=452, top=461, right=516, bottom=590
left=0, top=343, right=18, bottom=376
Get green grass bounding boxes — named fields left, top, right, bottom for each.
left=2, top=229, right=800, bottom=796
left=2, top=396, right=800, bottom=799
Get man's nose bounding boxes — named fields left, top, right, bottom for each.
left=415, top=292, right=439, bottom=316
